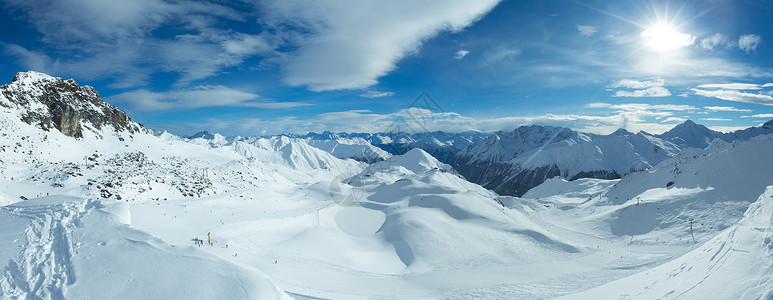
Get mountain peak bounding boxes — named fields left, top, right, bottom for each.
left=1, top=71, right=144, bottom=138
left=658, top=119, right=721, bottom=149
left=11, top=70, right=59, bottom=85
left=189, top=131, right=215, bottom=139
left=388, top=148, right=450, bottom=174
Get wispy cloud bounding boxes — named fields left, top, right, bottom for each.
left=742, top=113, right=773, bottom=118
left=739, top=34, right=761, bottom=53
left=693, top=88, right=773, bottom=106
left=577, top=25, right=597, bottom=37
left=699, top=33, right=727, bottom=50
left=701, top=118, right=731, bottom=121
left=108, top=86, right=311, bottom=111
left=697, top=83, right=763, bottom=90
left=661, top=117, right=687, bottom=123
left=607, top=79, right=671, bottom=97
left=587, top=102, right=696, bottom=111
left=359, top=90, right=395, bottom=98
left=704, top=106, right=752, bottom=112
left=454, top=50, right=470, bottom=60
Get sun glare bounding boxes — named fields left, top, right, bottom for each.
left=641, top=22, right=695, bottom=52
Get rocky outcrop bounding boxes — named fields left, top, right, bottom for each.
left=0, top=71, right=144, bottom=138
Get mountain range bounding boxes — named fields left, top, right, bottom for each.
left=2, top=71, right=773, bottom=298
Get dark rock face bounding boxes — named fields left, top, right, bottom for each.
left=0, top=71, right=144, bottom=138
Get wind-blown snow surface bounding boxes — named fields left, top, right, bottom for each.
left=566, top=185, right=773, bottom=299
left=0, top=197, right=286, bottom=299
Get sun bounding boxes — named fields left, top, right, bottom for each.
left=641, top=22, right=695, bottom=52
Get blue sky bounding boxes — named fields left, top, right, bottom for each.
left=1, top=0, right=772, bottom=136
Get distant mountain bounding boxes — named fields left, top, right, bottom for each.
left=655, top=119, right=724, bottom=149
left=655, top=119, right=773, bottom=149
left=452, top=125, right=680, bottom=197
left=289, top=131, right=488, bottom=163
left=726, top=119, right=773, bottom=141
left=188, top=131, right=216, bottom=140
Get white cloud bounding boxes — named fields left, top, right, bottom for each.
left=697, top=83, right=763, bottom=90
left=151, top=106, right=693, bottom=137
left=606, top=79, right=671, bottom=97
left=264, top=0, right=501, bottom=91
left=577, top=25, right=597, bottom=37
left=693, top=88, right=773, bottom=106
left=587, top=103, right=696, bottom=111
left=359, top=90, right=395, bottom=98
left=3, top=0, right=261, bottom=88
left=763, top=83, right=773, bottom=88
left=108, top=86, right=311, bottom=111
left=661, top=117, right=687, bottom=123
left=701, top=118, right=731, bottom=121
left=454, top=50, right=470, bottom=60
left=704, top=106, right=752, bottom=112
left=607, top=79, right=664, bottom=89
left=480, top=47, right=521, bottom=66
left=742, top=113, right=773, bottom=118
left=699, top=33, right=726, bottom=50
left=613, top=87, right=671, bottom=97
left=739, top=34, right=761, bottom=53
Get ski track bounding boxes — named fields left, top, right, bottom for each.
left=0, top=199, right=90, bottom=299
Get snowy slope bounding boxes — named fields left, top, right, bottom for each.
left=0, top=196, right=288, bottom=299
left=565, top=185, right=773, bottom=299
left=599, top=135, right=773, bottom=241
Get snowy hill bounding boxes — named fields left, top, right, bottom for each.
left=0, top=196, right=288, bottom=299
left=452, top=125, right=680, bottom=196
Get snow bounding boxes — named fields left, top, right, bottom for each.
left=565, top=185, right=773, bottom=299
left=0, top=196, right=288, bottom=299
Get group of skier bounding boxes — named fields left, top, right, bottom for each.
left=193, top=232, right=213, bottom=247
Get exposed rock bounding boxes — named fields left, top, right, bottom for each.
left=0, top=71, right=145, bottom=138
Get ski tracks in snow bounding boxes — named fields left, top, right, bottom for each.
left=0, top=198, right=91, bottom=299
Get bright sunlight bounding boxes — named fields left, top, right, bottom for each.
left=641, top=22, right=695, bottom=52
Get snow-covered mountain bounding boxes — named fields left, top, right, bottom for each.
left=452, top=125, right=680, bottom=196
left=0, top=71, right=144, bottom=138
left=292, top=130, right=488, bottom=163
left=655, top=119, right=724, bottom=149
